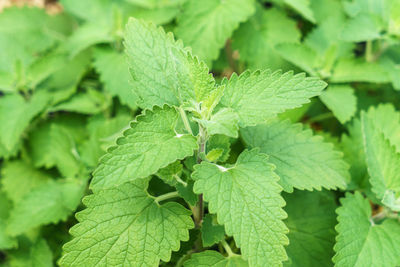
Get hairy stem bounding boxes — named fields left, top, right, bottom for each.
left=178, top=107, right=193, bottom=135
left=154, top=191, right=180, bottom=204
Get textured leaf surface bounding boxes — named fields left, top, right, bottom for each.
left=241, top=120, right=349, bottom=192
left=284, top=190, right=337, bottom=267
left=195, top=108, right=239, bottom=138
left=333, top=192, right=400, bottom=267
left=7, top=179, right=85, bottom=236
left=90, top=106, right=197, bottom=191
left=176, top=0, right=255, bottom=65
left=193, top=149, right=288, bottom=266
left=184, top=251, right=248, bottom=267
left=124, top=19, right=215, bottom=109
left=320, top=85, right=357, bottom=124
left=218, top=70, right=326, bottom=126
left=93, top=48, right=138, bottom=109
left=61, top=179, right=193, bottom=267
left=361, top=111, right=400, bottom=208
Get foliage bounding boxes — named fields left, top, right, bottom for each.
left=0, top=0, right=400, bottom=266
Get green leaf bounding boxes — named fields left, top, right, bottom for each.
left=1, top=160, right=52, bottom=204
left=7, top=179, right=86, bottom=236
left=176, top=180, right=198, bottom=206
left=175, top=0, right=255, bottom=65
left=195, top=108, right=239, bottom=138
left=283, top=190, right=337, bottom=267
left=60, top=179, right=193, bottom=267
left=124, top=18, right=215, bottom=109
left=90, top=105, right=197, bottom=192
left=192, top=149, right=288, bottom=266
left=5, top=238, right=53, bottom=267
left=333, top=192, right=400, bottom=267
left=319, top=85, right=357, bottom=124
left=93, top=48, right=138, bottom=109
left=331, top=58, right=390, bottom=83
left=0, top=91, right=49, bottom=158
left=241, top=120, right=349, bottom=192
left=201, top=214, right=225, bottom=247
left=28, top=115, right=87, bottom=178
left=79, top=111, right=131, bottom=167
left=156, top=161, right=184, bottom=186
left=232, top=7, right=300, bottom=70
left=275, top=43, right=319, bottom=75
left=184, top=251, right=248, bottom=267
left=66, top=22, right=113, bottom=57
left=0, top=192, right=17, bottom=249
left=283, top=0, right=315, bottom=23
left=217, top=70, right=327, bottom=126
left=341, top=13, right=382, bottom=42
left=361, top=111, right=400, bottom=209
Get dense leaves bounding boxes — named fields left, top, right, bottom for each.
left=1, top=0, right=400, bottom=266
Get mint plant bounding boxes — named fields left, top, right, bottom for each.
left=1, top=0, right=400, bottom=266
left=58, top=19, right=346, bottom=266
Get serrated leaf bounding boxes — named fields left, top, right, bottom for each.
left=7, top=179, right=86, bottom=236
left=284, top=190, right=337, bottom=267
left=201, top=214, right=225, bottom=247
left=361, top=111, right=400, bottom=208
left=0, top=91, right=49, bottom=158
left=184, top=251, right=248, bottom=267
left=60, top=179, right=193, bottom=267
left=90, top=105, right=197, bottom=191
left=192, top=149, right=288, bottom=266
left=232, top=7, right=300, bottom=70
left=156, top=161, right=183, bottom=186
left=195, top=108, right=239, bottom=138
left=93, top=48, right=138, bottom=109
left=124, top=18, right=215, bottom=109
left=333, top=192, right=400, bottom=267
left=241, top=120, right=349, bottom=192
left=217, top=70, right=327, bottom=127
left=1, top=160, right=52, bottom=203
left=320, top=85, right=357, bottom=124
left=175, top=0, right=255, bottom=65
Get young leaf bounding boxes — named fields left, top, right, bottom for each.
left=217, top=70, right=327, bottom=126
left=361, top=111, right=400, bottom=209
left=284, top=190, right=338, bottom=266
left=60, top=179, right=193, bottom=267
left=90, top=105, right=197, bottom=191
left=184, top=251, right=248, bottom=266
left=195, top=108, right=239, bottom=138
left=333, top=192, right=400, bottom=266
left=192, top=149, right=288, bottom=266
left=241, top=120, right=349, bottom=192
left=124, top=18, right=215, bottom=109
left=175, top=0, right=255, bottom=65
left=319, top=85, right=357, bottom=124
left=7, top=179, right=86, bottom=236
left=93, top=48, right=138, bottom=109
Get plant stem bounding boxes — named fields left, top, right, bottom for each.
left=221, top=240, right=236, bottom=257
left=154, top=191, right=180, bottom=204
left=193, top=125, right=207, bottom=228
left=178, top=107, right=193, bottom=135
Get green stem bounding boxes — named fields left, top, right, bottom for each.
left=221, top=240, right=236, bottom=257
left=154, top=191, right=180, bottom=204
left=178, top=107, right=193, bottom=135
